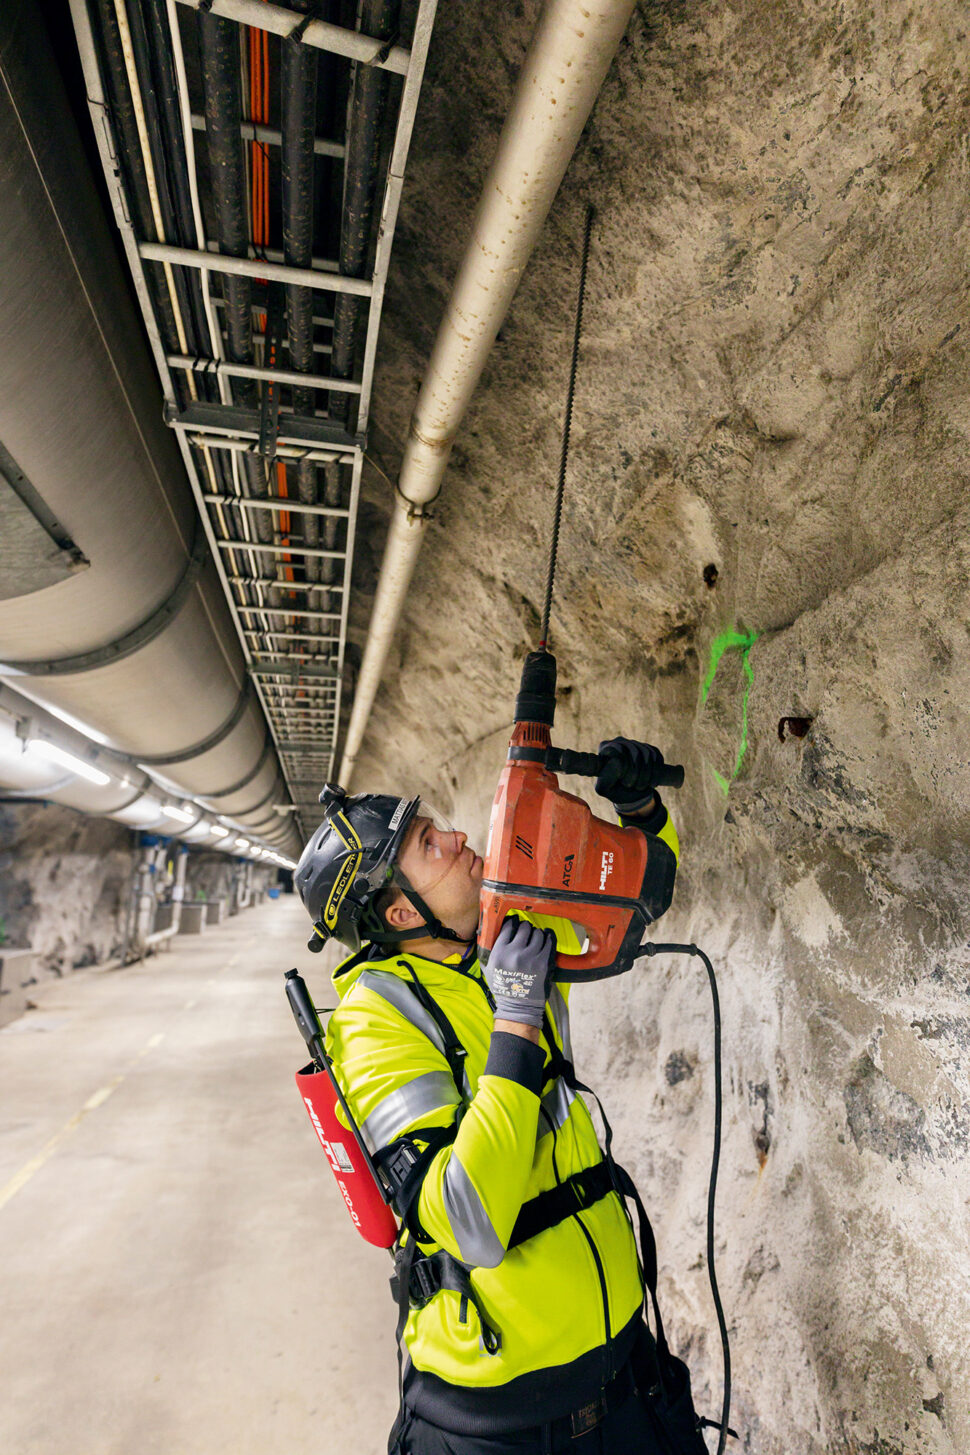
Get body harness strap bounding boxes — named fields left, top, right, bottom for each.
left=506, top=1158, right=614, bottom=1248
left=540, top=1011, right=683, bottom=1396
left=396, top=959, right=469, bottom=1096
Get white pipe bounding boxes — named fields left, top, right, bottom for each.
left=339, top=0, right=637, bottom=786
left=172, top=0, right=411, bottom=76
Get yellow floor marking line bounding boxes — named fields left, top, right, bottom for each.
left=127, top=1032, right=166, bottom=1066
left=0, top=1030, right=170, bottom=1215
left=0, top=1074, right=124, bottom=1213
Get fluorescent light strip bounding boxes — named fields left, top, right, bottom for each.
left=25, top=739, right=111, bottom=787
left=163, top=805, right=195, bottom=824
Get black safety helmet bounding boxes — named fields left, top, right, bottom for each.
left=296, top=783, right=467, bottom=954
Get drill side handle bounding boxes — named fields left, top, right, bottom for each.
left=547, top=746, right=685, bottom=789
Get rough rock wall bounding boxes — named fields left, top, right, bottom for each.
left=0, top=802, right=131, bottom=974
left=345, top=2, right=970, bottom=1451
left=0, top=806, right=278, bottom=990
left=183, top=853, right=276, bottom=904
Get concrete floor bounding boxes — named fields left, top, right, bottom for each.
left=0, top=896, right=398, bottom=1455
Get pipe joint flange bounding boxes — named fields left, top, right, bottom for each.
left=0, top=519, right=209, bottom=677
left=136, top=678, right=255, bottom=767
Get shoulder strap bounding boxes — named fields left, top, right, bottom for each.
left=396, top=959, right=468, bottom=1098
left=611, top=1162, right=671, bottom=1371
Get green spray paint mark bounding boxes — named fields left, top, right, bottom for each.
left=710, top=767, right=732, bottom=797
left=701, top=628, right=759, bottom=794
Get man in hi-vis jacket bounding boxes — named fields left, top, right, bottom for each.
left=295, top=739, right=680, bottom=1455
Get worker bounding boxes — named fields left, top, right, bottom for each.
left=295, top=737, right=685, bottom=1454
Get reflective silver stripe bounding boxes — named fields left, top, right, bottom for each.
left=548, top=985, right=573, bottom=1060
left=355, top=969, right=471, bottom=1096
left=538, top=1076, right=575, bottom=1138
left=361, top=1069, right=461, bottom=1153
left=442, top=1155, right=505, bottom=1268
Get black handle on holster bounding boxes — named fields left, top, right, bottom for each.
left=285, top=968, right=327, bottom=1070
left=285, top=970, right=396, bottom=1208
left=546, top=746, right=685, bottom=789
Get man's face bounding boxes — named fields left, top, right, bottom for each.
left=391, top=813, right=484, bottom=942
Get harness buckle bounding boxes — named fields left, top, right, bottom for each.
left=572, top=1166, right=594, bottom=1211
left=408, top=1256, right=441, bottom=1308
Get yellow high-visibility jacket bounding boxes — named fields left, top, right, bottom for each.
left=324, top=810, right=679, bottom=1433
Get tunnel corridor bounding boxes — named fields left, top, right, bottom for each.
left=2, top=1, right=969, bottom=1452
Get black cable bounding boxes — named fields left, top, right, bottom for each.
left=538, top=202, right=595, bottom=651
left=641, top=941, right=731, bottom=1455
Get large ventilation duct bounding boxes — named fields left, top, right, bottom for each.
left=0, top=680, right=292, bottom=869
left=0, top=1, right=299, bottom=856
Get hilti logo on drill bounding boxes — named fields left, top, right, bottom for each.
left=599, top=850, right=614, bottom=891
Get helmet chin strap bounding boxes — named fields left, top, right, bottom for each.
left=389, top=868, right=470, bottom=947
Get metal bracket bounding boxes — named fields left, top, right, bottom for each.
left=396, top=481, right=438, bottom=522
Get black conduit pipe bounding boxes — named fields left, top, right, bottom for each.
left=126, top=2, right=240, bottom=532
left=142, top=0, right=216, bottom=365
left=281, top=1, right=322, bottom=588
left=124, top=0, right=199, bottom=375
left=328, top=0, right=401, bottom=427
left=318, top=0, right=401, bottom=618
left=91, top=0, right=182, bottom=359
left=139, top=0, right=237, bottom=511
left=197, top=8, right=276, bottom=557
left=197, top=11, right=254, bottom=383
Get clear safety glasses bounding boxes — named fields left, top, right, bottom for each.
left=388, top=798, right=479, bottom=900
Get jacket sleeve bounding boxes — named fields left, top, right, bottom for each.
left=418, top=1030, right=543, bottom=1267
left=619, top=791, right=679, bottom=863
left=325, top=981, right=543, bottom=1269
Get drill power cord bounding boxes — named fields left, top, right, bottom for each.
left=538, top=202, right=595, bottom=652
left=640, top=941, right=732, bottom=1454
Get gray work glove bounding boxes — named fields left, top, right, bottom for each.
left=595, top=736, right=666, bottom=814
left=484, top=916, right=556, bottom=1029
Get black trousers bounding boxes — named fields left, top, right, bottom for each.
left=396, top=1378, right=665, bottom=1455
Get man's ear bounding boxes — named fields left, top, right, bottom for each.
left=384, top=893, right=424, bottom=932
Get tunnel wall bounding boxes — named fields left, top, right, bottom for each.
left=343, top=1, right=970, bottom=1450
left=0, top=803, right=132, bottom=978
left=0, top=802, right=281, bottom=1019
